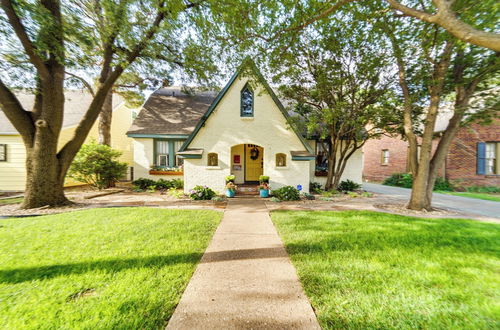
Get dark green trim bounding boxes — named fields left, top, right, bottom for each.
left=240, top=83, right=254, bottom=117
left=128, top=133, right=189, bottom=139
left=178, top=154, right=202, bottom=159
left=292, top=156, right=315, bottom=161
left=179, top=57, right=314, bottom=155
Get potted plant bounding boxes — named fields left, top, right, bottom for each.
left=226, top=175, right=236, bottom=183
left=226, top=181, right=236, bottom=198
left=259, top=175, right=270, bottom=198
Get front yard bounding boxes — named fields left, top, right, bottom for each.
left=0, top=208, right=222, bottom=329
left=272, top=210, right=500, bottom=329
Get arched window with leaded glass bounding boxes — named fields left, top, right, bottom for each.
left=240, top=84, right=253, bottom=117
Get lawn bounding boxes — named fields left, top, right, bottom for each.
left=272, top=210, right=500, bottom=329
left=0, top=197, right=23, bottom=205
left=0, top=208, right=222, bottom=329
left=435, top=191, right=500, bottom=202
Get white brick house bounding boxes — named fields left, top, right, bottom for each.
left=127, top=59, right=363, bottom=193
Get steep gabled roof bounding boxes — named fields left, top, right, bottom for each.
left=179, top=58, right=314, bottom=155
left=126, top=87, right=217, bottom=137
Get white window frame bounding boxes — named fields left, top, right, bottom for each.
left=0, top=144, right=6, bottom=161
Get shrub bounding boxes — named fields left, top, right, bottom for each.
left=132, top=178, right=157, bottom=190
left=302, top=192, right=315, bottom=200
left=211, top=196, right=225, bottom=202
left=132, top=178, right=183, bottom=191
left=270, top=197, right=281, bottom=202
left=189, top=185, right=216, bottom=200
left=310, top=182, right=323, bottom=194
left=466, top=185, right=500, bottom=193
left=434, top=177, right=454, bottom=191
left=383, top=173, right=454, bottom=191
left=167, top=188, right=184, bottom=199
left=259, top=175, right=269, bottom=183
left=321, top=190, right=339, bottom=197
left=383, top=173, right=413, bottom=188
left=338, top=179, right=361, bottom=192
left=68, top=142, right=128, bottom=190
left=272, top=186, right=300, bottom=201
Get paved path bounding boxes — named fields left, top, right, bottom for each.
left=364, top=183, right=500, bottom=219
left=166, top=198, right=320, bottom=329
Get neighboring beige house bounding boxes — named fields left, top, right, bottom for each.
left=127, top=60, right=362, bottom=193
left=0, top=91, right=135, bottom=191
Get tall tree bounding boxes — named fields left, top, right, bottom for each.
left=0, top=0, right=209, bottom=208
left=273, top=20, right=398, bottom=190
left=381, top=11, right=499, bottom=210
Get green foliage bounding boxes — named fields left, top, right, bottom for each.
left=259, top=175, right=269, bottom=183
left=272, top=210, right=500, bottom=329
left=0, top=208, right=221, bottom=328
left=466, top=185, right=500, bottom=193
left=310, top=182, right=323, bottom=194
left=225, top=175, right=236, bottom=182
left=321, top=190, right=339, bottom=197
left=68, top=142, right=127, bottom=190
left=302, top=192, right=315, bottom=200
left=131, top=178, right=156, bottom=190
left=383, top=173, right=414, bottom=188
left=272, top=186, right=300, bottom=201
left=189, top=186, right=216, bottom=200
left=132, top=178, right=183, bottom=191
left=338, top=180, right=361, bottom=192
left=384, top=173, right=454, bottom=191
left=211, top=196, right=225, bottom=202
left=269, top=197, right=281, bottom=203
left=433, top=177, right=454, bottom=191
left=167, top=188, right=185, bottom=199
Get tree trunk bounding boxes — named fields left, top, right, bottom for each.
left=98, top=91, right=113, bottom=145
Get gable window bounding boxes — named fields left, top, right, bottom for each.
left=241, top=85, right=254, bottom=117
left=207, top=153, right=218, bottom=166
left=276, top=153, right=286, bottom=167
left=381, top=149, right=389, bottom=165
left=0, top=144, right=6, bottom=162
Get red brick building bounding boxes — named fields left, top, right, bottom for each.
left=363, top=119, right=500, bottom=187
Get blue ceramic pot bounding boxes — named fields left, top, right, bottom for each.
left=226, top=189, right=235, bottom=198
left=259, top=189, right=269, bottom=198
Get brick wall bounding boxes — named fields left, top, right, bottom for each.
left=362, top=135, right=409, bottom=182
left=445, top=120, right=500, bottom=187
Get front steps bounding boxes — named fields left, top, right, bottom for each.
left=236, top=184, right=259, bottom=195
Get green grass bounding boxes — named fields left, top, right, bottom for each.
left=0, top=197, right=23, bottom=205
left=0, top=208, right=222, bottom=329
left=435, top=191, right=500, bottom=202
left=271, top=210, right=500, bottom=329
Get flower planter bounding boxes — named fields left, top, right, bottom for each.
left=226, top=189, right=235, bottom=198
left=259, top=189, right=269, bottom=198
left=149, top=170, right=183, bottom=176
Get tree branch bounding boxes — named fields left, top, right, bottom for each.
left=0, top=78, right=35, bottom=143
left=0, top=0, right=50, bottom=79
left=386, top=0, right=500, bottom=51
left=65, top=71, right=95, bottom=96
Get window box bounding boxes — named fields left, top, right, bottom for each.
left=149, top=169, right=183, bottom=175
left=315, top=171, right=328, bottom=177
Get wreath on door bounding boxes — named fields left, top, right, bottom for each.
left=250, top=147, right=260, bottom=160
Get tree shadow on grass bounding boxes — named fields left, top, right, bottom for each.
left=0, top=253, right=203, bottom=284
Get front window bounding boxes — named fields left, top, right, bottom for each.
left=315, top=141, right=328, bottom=175
left=381, top=149, right=389, bottom=165
left=486, top=142, right=498, bottom=175
left=156, top=140, right=169, bottom=167
left=0, top=144, right=6, bottom=161
left=154, top=139, right=185, bottom=168
left=241, top=85, right=254, bottom=117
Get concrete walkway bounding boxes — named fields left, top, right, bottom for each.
left=166, top=198, right=320, bottom=329
left=364, top=183, right=500, bottom=219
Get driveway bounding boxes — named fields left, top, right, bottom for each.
left=363, top=183, right=500, bottom=219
